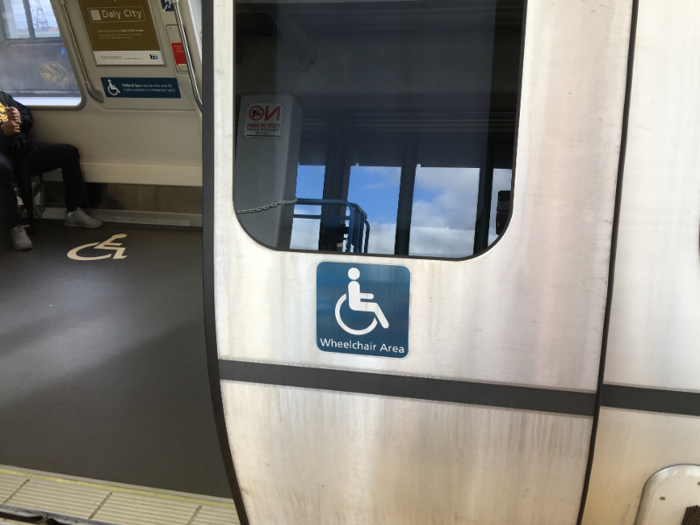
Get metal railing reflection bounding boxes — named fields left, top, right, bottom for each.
left=294, top=198, right=370, bottom=254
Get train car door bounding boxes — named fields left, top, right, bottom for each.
left=582, top=1, right=700, bottom=523
left=205, top=0, right=634, bottom=523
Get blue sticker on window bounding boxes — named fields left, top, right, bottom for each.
left=317, top=262, right=409, bottom=358
left=101, top=78, right=180, bottom=99
left=60, top=48, right=67, bottom=55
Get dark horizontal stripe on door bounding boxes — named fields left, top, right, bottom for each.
left=219, top=359, right=596, bottom=416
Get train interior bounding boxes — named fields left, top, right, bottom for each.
left=0, top=0, right=238, bottom=523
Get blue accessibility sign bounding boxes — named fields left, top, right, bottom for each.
left=161, top=0, right=174, bottom=11
left=101, top=78, right=181, bottom=99
left=317, top=262, right=409, bottom=358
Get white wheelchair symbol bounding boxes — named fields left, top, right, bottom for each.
left=107, top=79, right=120, bottom=96
left=335, top=268, right=389, bottom=336
left=67, top=234, right=127, bottom=261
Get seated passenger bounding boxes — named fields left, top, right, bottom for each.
left=0, top=90, right=102, bottom=251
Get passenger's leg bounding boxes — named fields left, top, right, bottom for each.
left=0, top=152, right=32, bottom=250
left=24, top=142, right=88, bottom=211
left=0, top=152, right=22, bottom=230
left=25, top=142, right=102, bottom=228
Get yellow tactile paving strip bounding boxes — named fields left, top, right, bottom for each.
left=0, top=466, right=239, bottom=525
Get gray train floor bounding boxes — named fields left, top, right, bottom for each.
left=0, top=220, right=231, bottom=499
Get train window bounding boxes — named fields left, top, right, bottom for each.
left=290, top=164, right=325, bottom=250
left=0, top=0, right=81, bottom=105
left=409, top=166, right=480, bottom=258
left=346, top=165, right=401, bottom=255
left=490, top=168, right=513, bottom=242
left=233, top=0, right=523, bottom=258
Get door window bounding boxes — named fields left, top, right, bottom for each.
left=233, top=0, right=523, bottom=259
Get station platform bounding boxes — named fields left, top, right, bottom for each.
left=0, top=465, right=238, bottom=524
left=0, top=220, right=230, bottom=500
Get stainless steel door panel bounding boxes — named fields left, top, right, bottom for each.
left=583, top=2, right=700, bottom=521
left=604, top=0, right=700, bottom=392
left=222, top=381, right=592, bottom=525
left=211, top=1, right=633, bottom=522
left=215, top=0, right=634, bottom=392
left=582, top=408, right=700, bottom=525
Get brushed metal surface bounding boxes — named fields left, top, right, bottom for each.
left=604, top=0, right=700, bottom=392
left=602, top=384, right=700, bottom=417
left=219, top=359, right=596, bottom=415
left=583, top=409, right=700, bottom=525
left=214, top=0, right=633, bottom=391
left=222, top=381, right=592, bottom=525
left=634, top=465, right=700, bottom=525
left=212, top=0, right=633, bottom=522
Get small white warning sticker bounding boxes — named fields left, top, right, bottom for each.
left=245, top=103, right=283, bottom=138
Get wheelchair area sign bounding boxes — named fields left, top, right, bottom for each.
left=317, top=262, right=409, bottom=358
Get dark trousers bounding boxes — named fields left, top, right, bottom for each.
left=0, top=142, right=89, bottom=230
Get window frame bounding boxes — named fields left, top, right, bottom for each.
left=1, top=0, right=63, bottom=41
left=0, top=0, right=84, bottom=107
left=232, top=0, right=523, bottom=262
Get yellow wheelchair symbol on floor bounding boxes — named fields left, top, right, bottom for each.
left=68, top=234, right=127, bottom=261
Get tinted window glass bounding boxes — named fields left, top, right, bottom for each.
left=346, top=165, right=401, bottom=255
left=0, top=0, right=81, bottom=102
left=233, top=0, right=522, bottom=258
left=410, top=166, right=480, bottom=258
left=290, top=164, right=325, bottom=250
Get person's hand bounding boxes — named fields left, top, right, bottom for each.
left=6, top=107, right=20, bottom=123
left=1, top=119, right=20, bottom=136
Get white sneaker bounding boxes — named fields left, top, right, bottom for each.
left=64, top=207, right=103, bottom=229
left=9, top=225, right=32, bottom=251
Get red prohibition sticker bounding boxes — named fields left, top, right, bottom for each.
left=245, top=103, right=283, bottom=138
left=248, top=105, right=264, bottom=120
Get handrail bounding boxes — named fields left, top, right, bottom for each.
left=296, top=198, right=367, bottom=216
left=59, top=0, right=104, bottom=103
left=173, top=0, right=203, bottom=111
left=295, top=198, right=370, bottom=253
